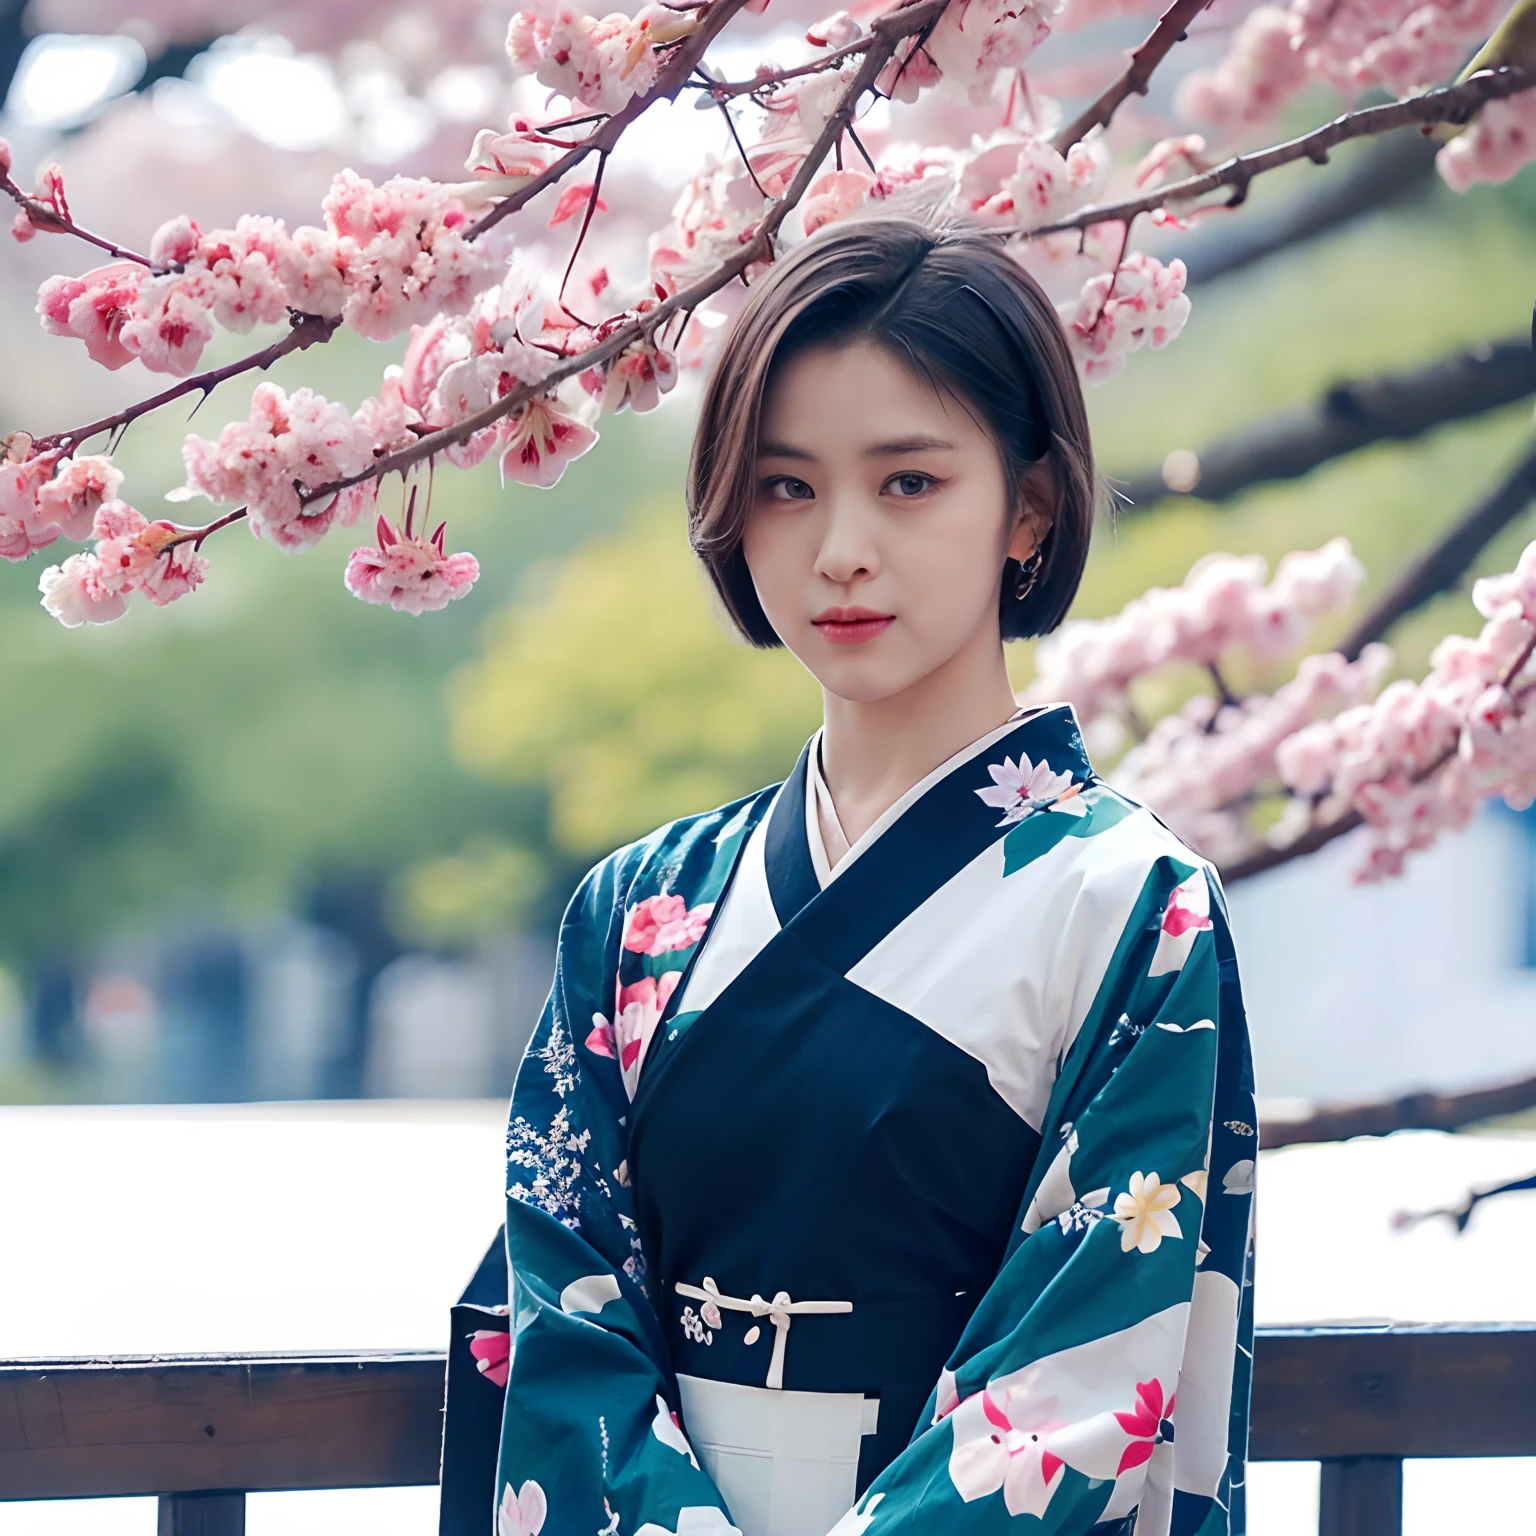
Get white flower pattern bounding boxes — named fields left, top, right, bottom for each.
left=975, top=753, right=1080, bottom=826
left=507, top=1104, right=592, bottom=1228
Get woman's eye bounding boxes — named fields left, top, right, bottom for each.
left=763, top=476, right=815, bottom=501
left=887, top=472, right=936, bottom=498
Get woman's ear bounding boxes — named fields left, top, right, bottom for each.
left=1006, top=457, right=1058, bottom=563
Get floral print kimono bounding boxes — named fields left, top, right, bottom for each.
left=439, top=704, right=1257, bottom=1536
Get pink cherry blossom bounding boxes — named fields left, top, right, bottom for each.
left=926, top=0, right=1063, bottom=103
left=505, top=4, right=694, bottom=114
left=36, top=454, right=125, bottom=542
left=37, top=499, right=208, bottom=626
left=38, top=552, right=129, bottom=626
left=283, top=172, right=495, bottom=343
left=960, top=128, right=1107, bottom=232
left=119, top=275, right=217, bottom=377
left=876, top=34, right=946, bottom=100
left=1269, top=540, right=1536, bottom=879
left=36, top=261, right=146, bottom=370
left=344, top=514, right=480, bottom=614
left=1175, top=6, right=1309, bottom=134
left=580, top=307, right=677, bottom=414
left=180, top=382, right=375, bottom=551
left=802, top=170, right=875, bottom=234
left=649, top=157, right=768, bottom=300
left=464, top=122, right=560, bottom=192
left=0, top=453, right=65, bottom=560
left=498, top=395, right=600, bottom=488
left=622, top=893, right=715, bottom=955
left=1438, top=89, right=1536, bottom=194
left=807, top=9, right=862, bottom=46
left=1058, top=254, right=1191, bottom=381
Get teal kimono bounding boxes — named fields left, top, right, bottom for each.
left=440, top=705, right=1257, bottom=1536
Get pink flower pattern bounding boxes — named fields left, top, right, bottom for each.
left=622, top=894, right=715, bottom=956
left=469, top=1328, right=511, bottom=1388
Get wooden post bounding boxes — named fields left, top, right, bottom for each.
left=1319, top=1457, right=1403, bottom=1536
left=157, top=1492, right=246, bottom=1536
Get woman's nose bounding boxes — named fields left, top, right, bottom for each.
left=813, top=495, right=881, bottom=585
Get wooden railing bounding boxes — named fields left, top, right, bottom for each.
left=3, top=1325, right=1534, bottom=1535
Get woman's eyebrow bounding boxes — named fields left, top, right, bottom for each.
left=864, top=434, right=956, bottom=456
left=756, top=439, right=817, bottom=461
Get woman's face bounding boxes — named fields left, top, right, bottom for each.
left=743, top=338, right=1042, bottom=704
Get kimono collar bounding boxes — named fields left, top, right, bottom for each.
left=771, top=703, right=1093, bottom=926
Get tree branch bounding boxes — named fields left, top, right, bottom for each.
left=1262, top=1068, right=1536, bottom=1149
left=301, top=0, right=951, bottom=507
left=1337, top=435, right=1536, bottom=660
left=1168, top=131, right=1440, bottom=287
left=463, top=0, right=761, bottom=242
left=30, top=313, right=342, bottom=458
left=1052, top=0, right=1213, bottom=153
left=1114, top=335, right=1536, bottom=510
left=0, top=168, right=158, bottom=268
left=1033, top=67, right=1534, bottom=238
left=688, top=32, right=882, bottom=99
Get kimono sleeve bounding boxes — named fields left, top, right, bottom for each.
left=493, top=852, right=735, bottom=1536
left=842, top=853, right=1257, bottom=1536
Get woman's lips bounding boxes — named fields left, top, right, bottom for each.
left=812, top=612, right=895, bottom=645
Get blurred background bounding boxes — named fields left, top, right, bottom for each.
left=0, top=0, right=1532, bottom=1115
left=2, top=1, right=1536, bottom=1529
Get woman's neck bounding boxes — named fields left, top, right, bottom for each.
left=818, top=638, right=1020, bottom=850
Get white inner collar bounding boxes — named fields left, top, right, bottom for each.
left=803, top=707, right=1039, bottom=889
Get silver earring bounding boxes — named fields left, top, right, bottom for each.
left=1013, top=550, right=1044, bottom=601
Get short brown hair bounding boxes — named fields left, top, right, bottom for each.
left=687, top=215, right=1100, bottom=648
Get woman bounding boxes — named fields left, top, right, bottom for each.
left=440, top=216, right=1257, bottom=1536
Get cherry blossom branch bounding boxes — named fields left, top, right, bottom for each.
left=160, top=506, right=249, bottom=553
left=302, top=0, right=951, bottom=506
left=1219, top=806, right=1362, bottom=882
left=1173, top=132, right=1439, bottom=287
left=463, top=0, right=761, bottom=242
left=1261, top=1068, right=1536, bottom=1149
left=1034, top=67, right=1534, bottom=237
left=1051, top=0, right=1215, bottom=153
left=0, top=167, right=158, bottom=269
left=1337, top=436, right=1536, bottom=660
left=1221, top=624, right=1536, bottom=883
left=1115, top=334, right=1536, bottom=509
left=31, top=312, right=341, bottom=458
left=688, top=32, right=888, bottom=100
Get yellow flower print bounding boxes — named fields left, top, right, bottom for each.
left=1113, top=1172, right=1183, bottom=1254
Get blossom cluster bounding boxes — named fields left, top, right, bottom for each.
left=1436, top=90, right=1536, bottom=193
left=32, top=167, right=492, bottom=378
left=1275, top=540, right=1536, bottom=880
left=1026, top=539, right=1369, bottom=726
left=1174, top=0, right=1531, bottom=193
left=37, top=500, right=208, bottom=627
left=0, top=447, right=123, bottom=560
left=1113, top=646, right=1393, bottom=865
left=504, top=2, right=696, bottom=114
left=1055, top=252, right=1191, bottom=381
left=344, top=513, right=480, bottom=614
left=178, top=382, right=380, bottom=550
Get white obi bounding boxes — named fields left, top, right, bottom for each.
left=676, top=1374, right=880, bottom=1536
